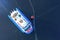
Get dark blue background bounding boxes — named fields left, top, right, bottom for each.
left=0, top=0, right=60, bottom=40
